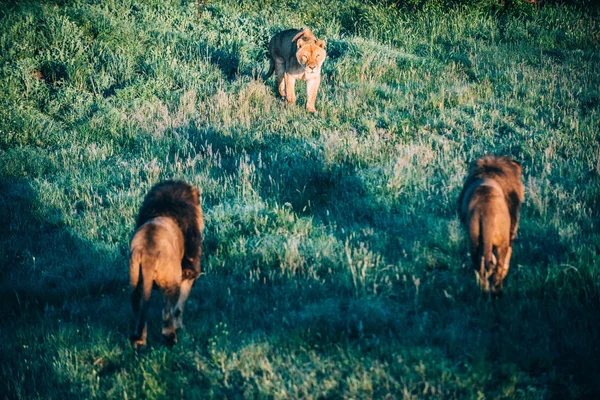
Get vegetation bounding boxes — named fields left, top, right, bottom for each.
left=1, top=0, right=599, bottom=398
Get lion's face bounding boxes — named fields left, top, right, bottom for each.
left=296, top=39, right=326, bottom=76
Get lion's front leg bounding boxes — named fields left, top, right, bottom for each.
left=509, top=217, right=519, bottom=246
left=284, top=73, right=297, bottom=104
left=162, top=284, right=181, bottom=345
left=174, top=278, right=195, bottom=330
left=306, top=76, right=321, bottom=113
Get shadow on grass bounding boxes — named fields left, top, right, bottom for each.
left=184, top=124, right=600, bottom=396
left=0, top=175, right=598, bottom=396
left=198, top=40, right=240, bottom=81
left=172, top=266, right=600, bottom=397
left=0, top=178, right=134, bottom=398
left=186, top=123, right=366, bottom=219
left=0, top=180, right=126, bottom=318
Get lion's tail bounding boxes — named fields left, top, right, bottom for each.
left=263, top=58, right=275, bottom=80
left=129, top=247, right=156, bottom=344
left=130, top=248, right=142, bottom=290
left=480, top=213, right=495, bottom=280
left=130, top=249, right=156, bottom=301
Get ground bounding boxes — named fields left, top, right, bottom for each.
left=0, top=0, right=599, bottom=398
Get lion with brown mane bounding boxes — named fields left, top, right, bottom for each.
left=129, top=180, right=204, bottom=348
left=265, top=28, right=326, bottom=113
left=458, top=155, right=524, bottom=296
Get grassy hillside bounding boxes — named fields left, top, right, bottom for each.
left=1, top=0, right=599, bottom=398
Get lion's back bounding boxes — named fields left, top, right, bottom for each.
left=269, top=29, right=302, bottom=60
left=135, top=180, right=203, bottom=270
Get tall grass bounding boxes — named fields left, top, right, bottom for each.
left=1, top=0, right=599, bottom=398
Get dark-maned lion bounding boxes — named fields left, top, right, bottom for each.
left=458, top=155, right=524, bottom=295
left=265, top=28, right=326, bottom=113
left=129, top=180, right=204, bottom=348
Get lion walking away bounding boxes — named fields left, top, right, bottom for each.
left=265, top=28, right=326, bottom=113
left=129, top=180, right=204, bottom=348
left=458, top=155, right=524, bottom=296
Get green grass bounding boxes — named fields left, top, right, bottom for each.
left=1, top=0, right=599, bottom=398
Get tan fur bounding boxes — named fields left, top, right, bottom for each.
left=129, top=182, right=204, bottom=348
left=265, top=28, right=327, bottom=113
left=458, top=155, right=524, bottom=295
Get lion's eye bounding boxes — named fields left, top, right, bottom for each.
left=302, top=56, right=307, bottom=62
left=316, top=54, right=320, bottom=59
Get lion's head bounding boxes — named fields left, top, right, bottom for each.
left=292, top=29, right=326, bottom=76
left=470, top=155, right=524, bottom=202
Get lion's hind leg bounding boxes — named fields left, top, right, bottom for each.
left=272, top=58, right=286, bottom=98
left=284, top=73, right=297, bottom=104
left=491, top=245, right=511, bottom=297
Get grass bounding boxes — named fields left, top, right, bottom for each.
left=0, top=0, right=599, bottom=398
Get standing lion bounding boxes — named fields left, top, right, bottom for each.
left=265, top=28, right=326, bottom=113
left=458, top=155, right=524, bottom=295
left=129, top=180, right=204, bottom=347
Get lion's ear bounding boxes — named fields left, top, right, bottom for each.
left=316, top=40, right=325, bottom=49
left=511, top=159, right=522, bottom=174
left=191, top=187, right=200, bottom=203
left=292, top=29, right=306, bottom=43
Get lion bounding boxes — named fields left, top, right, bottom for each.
left=458, top=155, right=524, bottom=295
left=129, top=180, right=204, bottom=348
left=265, top=28, right=326, bottom=113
